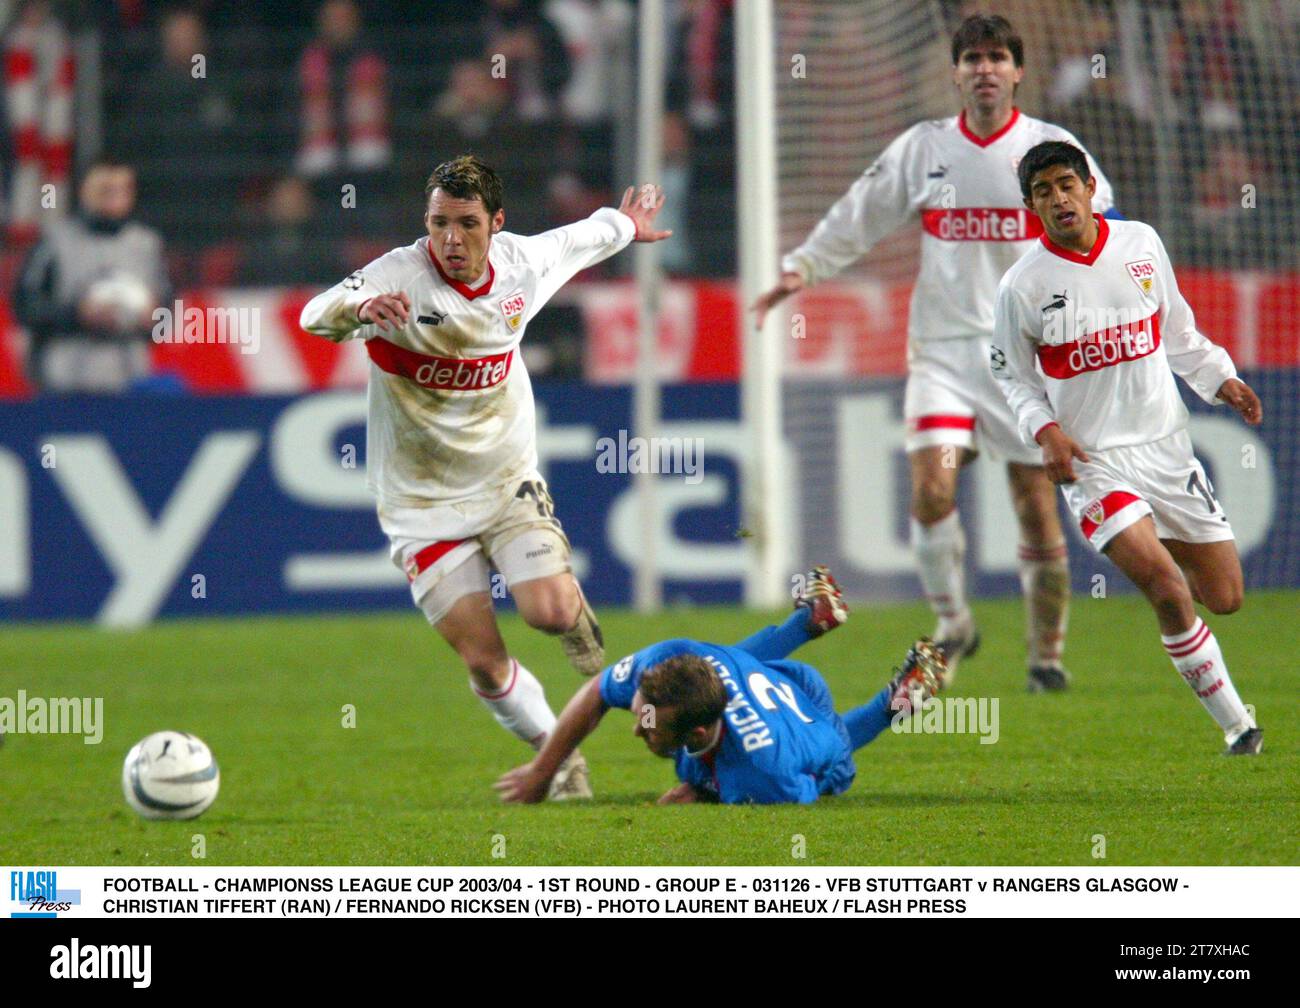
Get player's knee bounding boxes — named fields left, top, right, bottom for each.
left=518, top=586, right=578, bottom=635
left=1145, top=568, right=1193, bottom=617
left=1203, top=583, right=1243, bottom=615
left=1011, top=495, right=1058, bottom=546
left=911, top=482, right=956, bottom=524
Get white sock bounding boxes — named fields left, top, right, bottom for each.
left=471, top=659, right=556, bottom=749
left=1161, top=619, right=1255, bottom=743
left=1017, top=541, right=1069, bottom=668
left=912, top=509, right=970, bottom=637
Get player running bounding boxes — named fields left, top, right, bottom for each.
left=300, top=155, right=672, bottom=797
left=990, top=140, right=1263, bottom=755
left=754, top=15, right=1117, bottom=692
left=494, top=568, right=947, bottom=805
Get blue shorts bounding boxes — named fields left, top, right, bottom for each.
left=764, top=659, right=857, bottom=796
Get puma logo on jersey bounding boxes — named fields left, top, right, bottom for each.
left=417, top=311, right=446, bottom=325
left=927, top=165, right=949, bottom=178
left=1042, top=291, right=1069, bottom=314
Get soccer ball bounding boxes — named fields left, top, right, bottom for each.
left=82, top=272, right=155, bottom=332
left=122, top=731, right=220, bottom=820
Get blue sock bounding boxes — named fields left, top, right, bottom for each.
left=843, top=687, right=894, bottom=750
left=732, top=609, right=813, bottom=662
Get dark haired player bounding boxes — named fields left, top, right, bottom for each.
left=991, top=141, right=1263, bottom=754
left=495, top=568, right=946, bottom=805
left=301, top=155, right=672, bottom=797
left=755, top=15, right=1119, bottom=692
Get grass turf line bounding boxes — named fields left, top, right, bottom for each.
left=1, top=591, right=1295, bottom=865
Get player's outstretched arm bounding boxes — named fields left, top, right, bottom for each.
left=495, top=678, right=607, bottom=803
left=617, top=184, right=673, bottom=243
left=751, top=271, right=804, bottom=330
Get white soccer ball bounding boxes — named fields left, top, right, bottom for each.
left=82, top=272, right=155, bottom=331
left=122, top=731, right=220, bottom=820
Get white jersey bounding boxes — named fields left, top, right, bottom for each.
left=991, top=215, right=1237, bottom=452
left=300, top=207, right=634, bottom=508
left=782, top=108, right=1113, bottom=347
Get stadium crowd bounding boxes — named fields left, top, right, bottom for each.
left=0, top=0, right=1296, bottom=391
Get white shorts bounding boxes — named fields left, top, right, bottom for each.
left=379, top=473, right=574, bottom=625
left=1061, top=429, right=1235, bottom=552
left=904, top=337, right=1041, bottom=465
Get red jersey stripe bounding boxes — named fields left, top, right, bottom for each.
left=1079, top=490, right=1142, bottom=540
left=912, top=414, right=976, bottom=432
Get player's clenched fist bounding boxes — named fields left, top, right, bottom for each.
left=1217, top=378, right=1263, bottom=426
left=1036, top=423, right=1090, bottom=484
left=358, top=292, right=411, bottom=332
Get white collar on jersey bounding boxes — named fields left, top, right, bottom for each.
left=685, top=721, right=723, bottom=758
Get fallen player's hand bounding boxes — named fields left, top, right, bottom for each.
left=751, top=272, right=804, bottom=330
left=618, top=184, right=673, bottom=242
left=1037, top=423, right=1089, bottom=484
left=494, top=761, right=550, bottom=804
left=1217, top=378, right=1263, bottom=426
left=358, top=292, right=411, bottom=332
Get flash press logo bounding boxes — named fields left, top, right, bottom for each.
left=9, top=869, right=80, bottom=917
left=50, top=939, right=151, bottom=988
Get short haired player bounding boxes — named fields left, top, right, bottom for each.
left=301, top=155, right=672, bottom=796
left=495, top=568, right=947, bottom=805
left=990, top=140, right=1263, bottom=755
left=754, top=15, right=1118, bottom=692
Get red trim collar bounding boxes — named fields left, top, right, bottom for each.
left=1039, top=213, right=1109, bottom=266
left=427, top=241, right=495, bottom=300
left=958, top=106, right=1020, bottom=147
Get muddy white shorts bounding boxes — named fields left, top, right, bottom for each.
left=379, top=473, right=574, bottom=625
left=904, top=336, right=1041, bottom=465
left=1060, top=429, right=1235, bottom=552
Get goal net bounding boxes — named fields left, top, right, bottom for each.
left=768, top=0, right=1300, bottom=601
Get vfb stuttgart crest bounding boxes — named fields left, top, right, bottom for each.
left=499, top=291, right=526, bottom=332
left=1084, top=498, right=1106, bottom=527
left=1126, top=258, right=1156, bottom=295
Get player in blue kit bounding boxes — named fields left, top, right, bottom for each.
left=495, top=568, right=946, bottom=804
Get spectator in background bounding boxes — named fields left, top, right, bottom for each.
left=1181, top=138, right=1295, bottom=269
left=428, top=58, right=552, bottom=234
left=475, top=0, right=571, bottom=122
left=12, top=158, right=169, bottom=393
left=670, top=0, right=733, bottom=133
left=238, top=175, right=345, bottom=286
left=658, top=111, right=691, bottom=275
left=296, top=0, right=391, bottom=184
left=543, top=0, right=629, bottom=126
left=3, top=0, right=74, bottom=246
left=1045, top=1, right=1123, bottom=108
left=1049, top=59, right=1158, bottom=226
left=117, top=6, right=238, bottom=248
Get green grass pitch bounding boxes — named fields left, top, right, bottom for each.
left=2, top=590, right=1296, bottom=866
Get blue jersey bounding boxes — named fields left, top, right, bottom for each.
left=599, top=637, right=856, bottom=804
